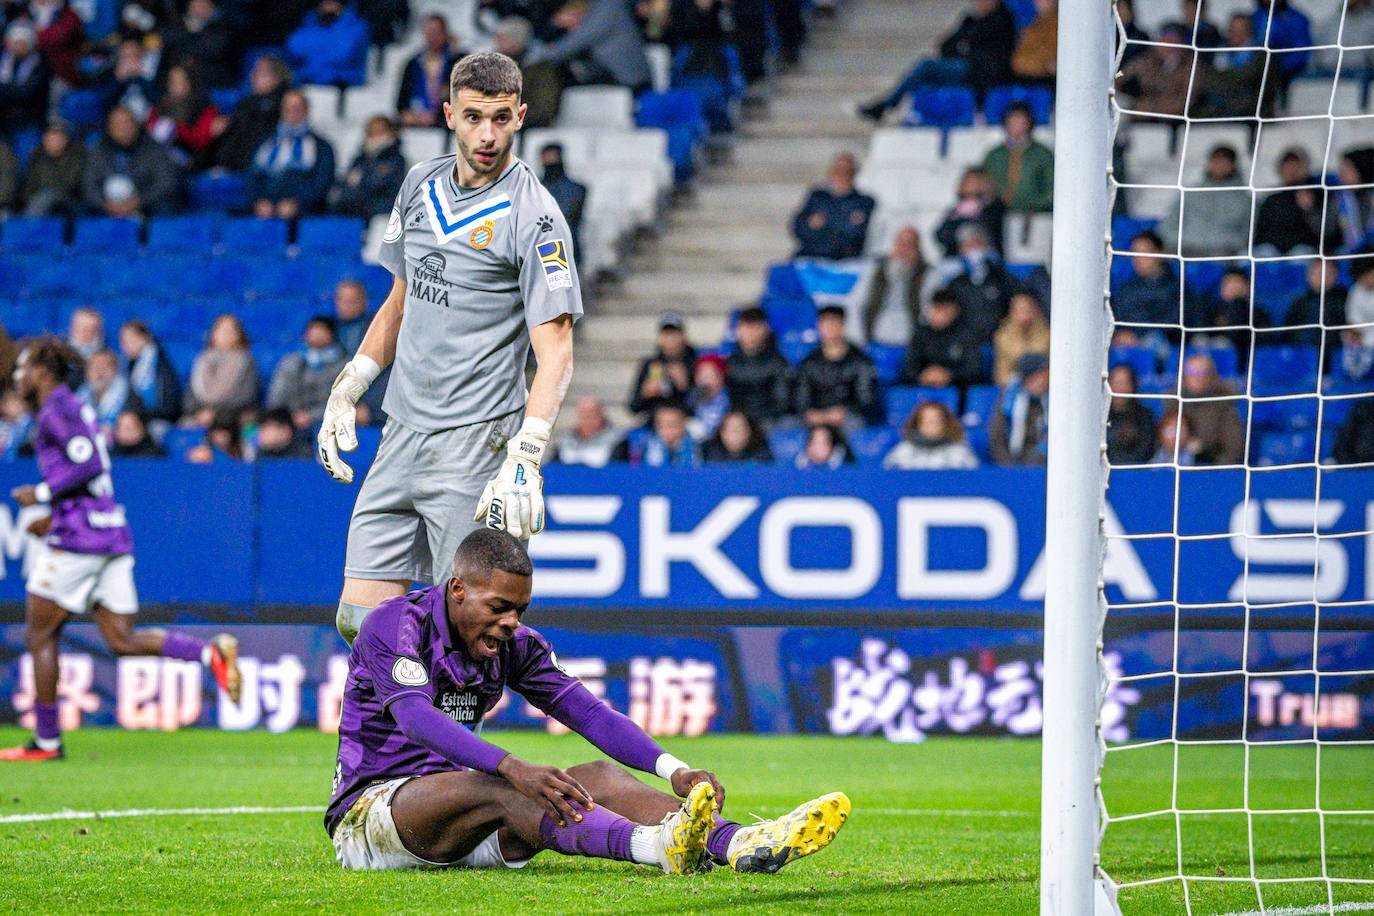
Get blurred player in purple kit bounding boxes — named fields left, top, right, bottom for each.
left=327, top=528, right=850, bottom=874
left=1, top=338, right=242, bottom=762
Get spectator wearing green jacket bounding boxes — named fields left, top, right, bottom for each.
left=982, top=102, right=1055, bottom=214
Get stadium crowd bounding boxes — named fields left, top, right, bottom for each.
left=0, top=0, right=1371, bottom=470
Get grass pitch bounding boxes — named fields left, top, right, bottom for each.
left=1, top=727, right=1370, bottom=915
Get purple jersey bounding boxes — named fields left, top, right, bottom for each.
left=326, top=584, right=586, bottom=835
left=34, top=386, right=134, bottom=556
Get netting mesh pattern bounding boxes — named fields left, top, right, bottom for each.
left=1098, top=0, right=1374, bottom=911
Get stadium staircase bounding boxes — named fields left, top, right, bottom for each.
left=570, top=0, right=948, bottom=426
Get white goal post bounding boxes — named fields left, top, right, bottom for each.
left=1042, top=0, right=1374, bottom=913
left=1039, top=0, right=1114, bottom=910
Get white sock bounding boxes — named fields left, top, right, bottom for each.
left=629, top=826, right=663, bottom=867
left=33, top=734, right=61, bottom=751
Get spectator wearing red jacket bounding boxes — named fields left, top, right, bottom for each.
left=146, top=63, right=220, bottom=169
left=27, top=0, right=85, bottom=87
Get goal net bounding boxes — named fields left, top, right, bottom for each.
left=1083, top=0, right=1374, bottom=913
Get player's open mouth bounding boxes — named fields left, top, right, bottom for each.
left=475, top=149, right=496, bottom=164
left=480, top=634, right=502, bottom=655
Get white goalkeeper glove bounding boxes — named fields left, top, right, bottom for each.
left=475, top=417, right=551, bottom=541
left=317, top=355, right=380, bottom=484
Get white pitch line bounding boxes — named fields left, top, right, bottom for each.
left=0, top=805, right=322, bottom=825
left=0, top=804, right=1037, bottom=826
left=1217, top=903, right=1374, bottom=916
left=864, top=808, right=1034, bottom=818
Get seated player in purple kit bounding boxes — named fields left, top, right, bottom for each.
left=327, top=528, right=850, bottom=874
left=1, top=338, right=242, bottom=762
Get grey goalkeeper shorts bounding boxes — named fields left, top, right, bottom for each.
left=344, top=412, right=521, bottom=584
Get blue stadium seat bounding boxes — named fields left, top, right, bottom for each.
left=1252, top=345, right=1320, bottom=394
left=635, top=90, right=708, bottom=182
left=239, top=257, right=317, bottom=299
left=210, top=88, right=242, bottom=112
left=767, top=426, right=807, bottom=465
left=161, top=341, right=201, bottom=382
left=355, top=262, right=395, bottom=305
left=220, top=218, right=289, bottom=254
left=850, top=426, right=900, bottom=465
left=0, top=216, right=65, bottom=252
left=1110, top=346, right=1156, bottom=378
left=1005, top=0, right=1037, bottom=29
left=1252, top=261, right=1308, bottom=316
left=1182, top=260, right=1226, bottom=299
left=126, top=253, right=222, bottom=299
left=904, top=87, right=977, bottom=129
left=3, top=299, right=59, bottom=337
left=146, top=215, right=220, bottom=253
left=1252, top=396, right=1319, bottom=431
left=962, top=384, right=1000, bottom=429
left=188, top=172, right=248, bottom=211
left=19, top=257, right=84, bottom=297
left=57, top=88, right=108, bottom=133
left=867, top=343, right=907, bottom=385
left=885, top=385, right=958, bottom=427
left=73, top=217, right=141, bottom=255
left=162, top=427, right=205, bottom=459
left=983, top=85, right=1053, bottom=127
left=240, top=300, right=307, bottom=347
left=252, top=341, right=293, bottom=380
left=1256, top=430, right=1318, bottom=466
left=310, top=256, right=365, bottom=299
left=966, top=425, right=992, bottom=462
left=1319, top=390, right=1360, bottom=431
left=1108, top=254, right=1137, bottom=292
left=1110, top=215, right=1158, bottom=251
left=296, top=216, right=364, bottom=256
left=95, top=256, right=154, bottom=297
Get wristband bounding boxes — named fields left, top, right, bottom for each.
left=654, top=753, right=690, bottom=781
left=33, top=483, right=51, bottom=503
left=350, top=354, right=382, bottom=385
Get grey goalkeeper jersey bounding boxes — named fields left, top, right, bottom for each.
left=377, top=154, right=583, bottom=433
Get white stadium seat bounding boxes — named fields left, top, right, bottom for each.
left=400, top=127, right=450, bottom=165
left=594, top=128, right=673, bottom=194
left=644, top=43, right=672, bottom=94
left=520, top=127, right=597, bottom=183
left=556, top=86, right=636, bottom=130
left=943, top=126, right=1003, bottom=167
left=867, top=128, right=943, bottom=168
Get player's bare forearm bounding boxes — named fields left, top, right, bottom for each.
left=526, top=314, right=575, bottom=425
left=356, top=276, right=407, bottom=370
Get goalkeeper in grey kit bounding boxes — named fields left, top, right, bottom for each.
left=317, top=51, right=582, bottom=643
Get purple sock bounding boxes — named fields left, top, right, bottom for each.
left=707, top=819, right=741, bottom=863
left=160, top=632, right=205, bottom=663
left=538, top=803, right=636, bottom=862
left=34, top=702, right=60, bottom=743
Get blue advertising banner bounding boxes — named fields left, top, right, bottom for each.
left=3, top=624, right=1368, bottom=742
left=0, top=623, right=738, bottom=736
left=0, top=462, right=1368, bottom=614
